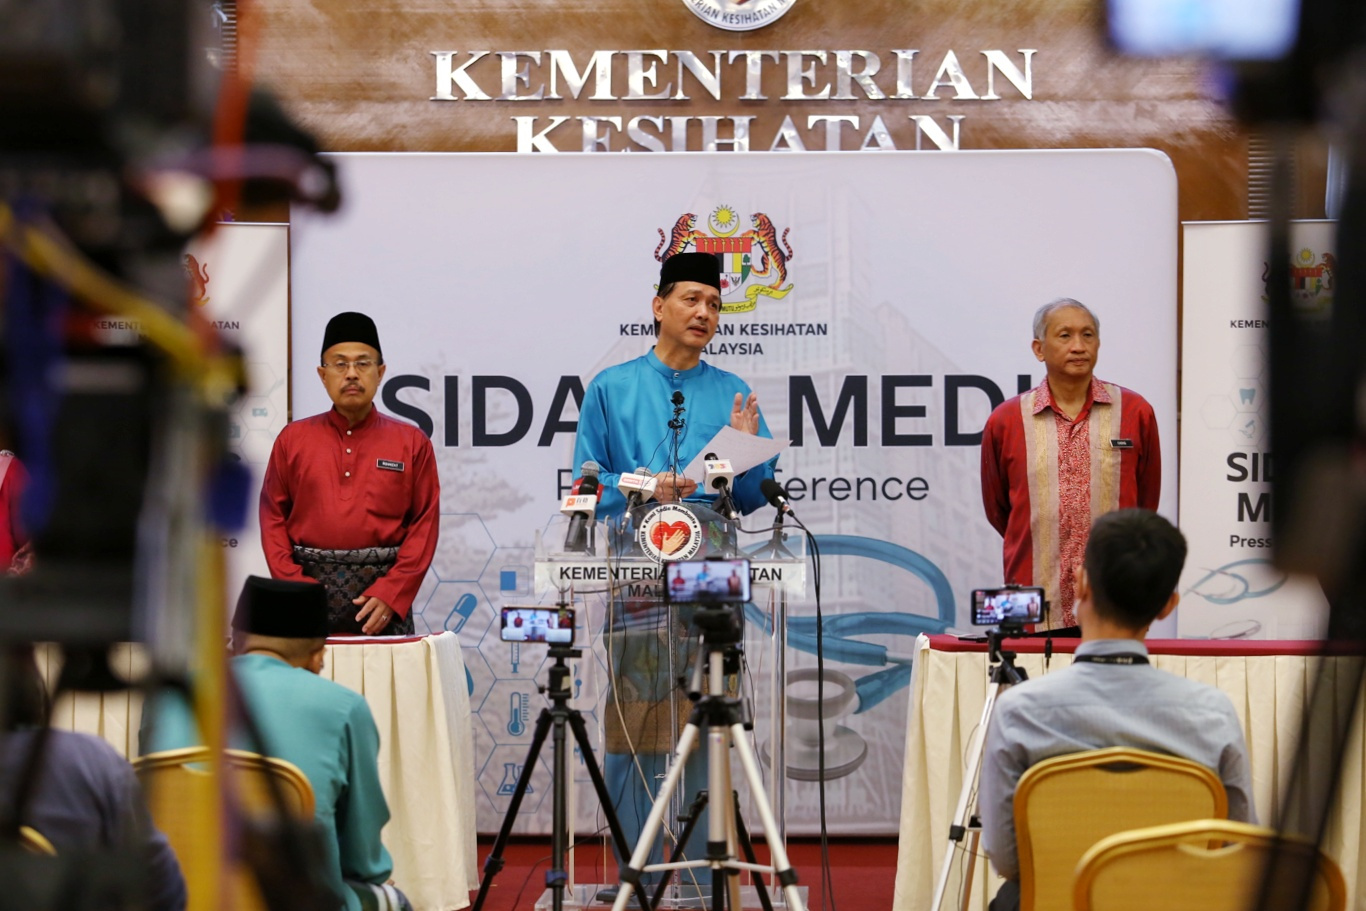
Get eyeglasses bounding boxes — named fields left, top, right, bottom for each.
left=323, top=359, right=379, bottom=374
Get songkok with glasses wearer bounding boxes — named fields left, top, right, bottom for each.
left=321, top=311, right=382, bottom=361
left=232, top=575, right=330, bottom=638
left=659, top=252, right=721, bottom=292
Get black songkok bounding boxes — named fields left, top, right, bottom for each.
left=320, top=312, right=382, bottom=360
left=232, top=576, right=330, bottom=638
left=659, top=252, right=721, bottom=292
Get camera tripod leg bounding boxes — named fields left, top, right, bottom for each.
left=471, top=706, right=554, bottom=911
left=731, top=793, right=775, bottom=911
left=649, top=790, right=709, bottom=909
left=709, top=722, right=744, bottom=911
left=931, top=674, right=1012, bottom=911
left=566, top=708, right=637, bottom=874
left=727, top=722, right=805, bottom=911
left=645, top=786, right=776, bottom=911
left=612, top=723, right=702, bottom=911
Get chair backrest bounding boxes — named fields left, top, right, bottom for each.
left=134, top=747, right=316, bottom=911
left=1074, top=819, right=1347, bottom=911
left=1014, top=747, right=1228, bottom=911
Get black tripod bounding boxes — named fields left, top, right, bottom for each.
left=930, top=626, right=1029, bottom=911
left=612, top=606, right=804, bottom=911
left=647, top=787, right=775, bottom=911
left=745, top=514, right=796, bottom=561
left=472, top=646, right=647, bottom=911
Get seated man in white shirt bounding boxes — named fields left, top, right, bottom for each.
left=978, top=508, right=1255, bottom=911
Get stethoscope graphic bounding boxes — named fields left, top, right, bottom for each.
left=1184, top=558, right=1287, bottom=605
left=746, top=534, right=956, bottom=781
left=1182, top=557, right=1289, bottom=639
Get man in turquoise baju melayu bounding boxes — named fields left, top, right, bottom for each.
left=142, top=577, right=407, bottom=911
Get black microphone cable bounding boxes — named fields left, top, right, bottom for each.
left=757, top=479, right=835, bottom=911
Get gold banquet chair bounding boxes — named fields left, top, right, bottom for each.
left=134, top=747, right=316, bottom=911
left=1073, top=819, right=1346, bottom=911
left=1013, top=747, right=1228, bottom=911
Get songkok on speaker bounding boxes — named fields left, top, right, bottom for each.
left=659, top=252, right=721, bottom=291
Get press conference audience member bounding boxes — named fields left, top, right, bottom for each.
left=978, top=509, right=1254, bottom=911
left=259, top=311, right=439, bottom=635
left=143, top=577, right=409, bottom=911
left=980, top=298, right=1161, bottom=628
left=0, top=648, right=186, bottom=911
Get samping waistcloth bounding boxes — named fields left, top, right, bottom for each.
left=292, top=545, right=414, bottom=636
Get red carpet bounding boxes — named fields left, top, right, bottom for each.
left=468, top=835, right=898, bottom=911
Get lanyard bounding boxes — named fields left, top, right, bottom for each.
left=1073, top=653, right=1150, bottom=666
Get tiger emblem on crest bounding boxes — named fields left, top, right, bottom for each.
left=655, top=214, right=704, bottom=262
left=741, top=213, right=793, bottom=290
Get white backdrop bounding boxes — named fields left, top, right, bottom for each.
left=1177, top=220, right=1332, bottom=639
left=289, top=150, right=1179, bottom=834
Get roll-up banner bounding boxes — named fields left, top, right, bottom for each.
left=1178, top=221, right=1333, bottom=640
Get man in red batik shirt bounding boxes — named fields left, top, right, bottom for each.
left=260, top=312, right=439, bottom=635
left=980, top=298, right=1161, bottom=629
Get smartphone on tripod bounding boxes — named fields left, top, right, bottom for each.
left=499, top=605, right=575, bottom=645
left=970, top=586, right=1044, bottom=630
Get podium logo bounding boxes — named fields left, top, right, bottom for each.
left=638, top=504, right=704, bottom=563
left=681, top=0, right=796, bottom=32
left=654, top=205, right=795, bottom=313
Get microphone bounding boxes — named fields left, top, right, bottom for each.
left=760, top=478, right=796, bottom=517
left=617, top=466, right=659, bottom=512
left=668, top=390, right=686, bottom=431
left=704, top=452, right=738, bottom=519
left=562, top=461, right=601, bottom=552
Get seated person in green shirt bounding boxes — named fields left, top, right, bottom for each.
left=142, top=576, right=410, bottom=911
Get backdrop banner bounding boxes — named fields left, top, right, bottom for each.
left=1177, top=220, right=1333, bottom=640
left=289, top=150, right=1178, bottom=834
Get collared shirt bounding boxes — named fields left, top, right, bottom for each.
left=141, top=654, right=394, bottom=911
left=980, top=377, right=1161, bottom=626
left=572, top=349, right=776, bottom=520
left=1, top=729, right=186, bottom=911
left=978, top=638, right=1255, bottom=881
left=259, top=407, right=439, bottom=616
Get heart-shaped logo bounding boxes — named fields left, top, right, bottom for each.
left=650, top=520, right=692, bottom=555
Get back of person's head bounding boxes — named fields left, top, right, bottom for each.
left=1083, top=509, right=1187, bottom=629
left=240, top=633, right=327, bottom=663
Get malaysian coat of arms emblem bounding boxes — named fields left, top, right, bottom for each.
left=654, top=205, right=795, bottom=313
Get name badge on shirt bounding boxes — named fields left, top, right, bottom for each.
left=1109, top=439, right=1134, bottom=449
left=377, top=459, right=405, bottom=472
